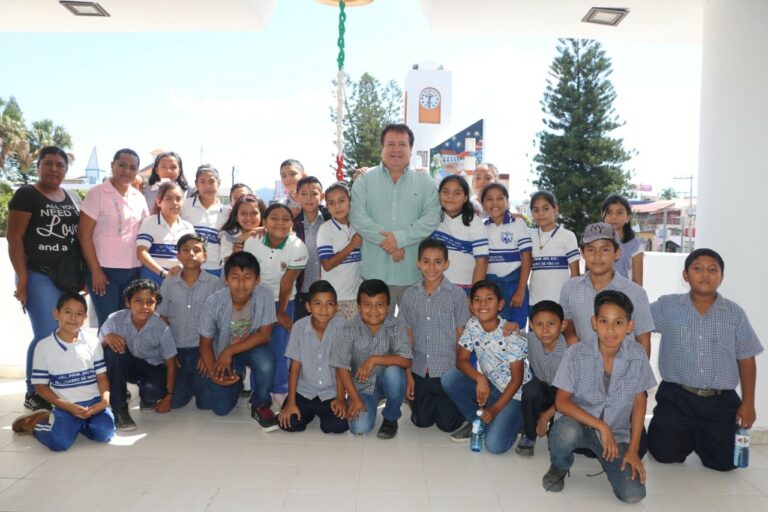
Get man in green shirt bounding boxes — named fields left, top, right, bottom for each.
left=350, top=124, right=441, bottom=314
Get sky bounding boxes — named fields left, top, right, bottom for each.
left=0, top=0, right=702, bottom=202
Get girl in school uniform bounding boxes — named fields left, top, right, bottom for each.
left=243, top=203, right=308, bottom=406
left=528, top=191, right=580, bottom=306
left=142, top=151, right=190, bottom=211
left=219, top=194, right=266, bottom=262
left=182, top=165, right=230, bottom=276
left=602, top=194, right=645, bottom=285
left=482, top=183, right=532, bottom=328
left=430, top=175, right=488, bottom=291
left=136, top=182, right=195, bottom=284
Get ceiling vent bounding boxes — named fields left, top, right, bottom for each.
left=581, top=7, right=629, bottom=27
left=60, top=1, right=111, bottom=17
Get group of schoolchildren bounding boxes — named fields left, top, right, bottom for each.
left=12, top=153, right=763, bottom=505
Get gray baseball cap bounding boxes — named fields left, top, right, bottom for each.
left=581, top=222, right=619, bottom=247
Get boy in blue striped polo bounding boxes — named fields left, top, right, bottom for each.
left=648, top=248, right=763, bottom=471
left=400, top=238, right=470, bottom=434
left=560, top=223, right=654, bottom=356
left=543, top=290, right=656, bottom=503
left=278, top=280, right=348, bottom=434
left=100, top=279, right=178, bottom=431
left=12, top=292, right=115, bottom=451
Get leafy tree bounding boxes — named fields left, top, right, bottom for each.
left=659, top=187, right=677, bottom=200
left=533, top=39, right=635, bottom=236
left=330, top=72, right=403, bottom=181
left=0, top=96, right=73, bottom=184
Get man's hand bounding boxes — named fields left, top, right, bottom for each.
left=279, top=401, right=301, bottom=429
left=379, top=230, right=399, bottom=254
left=154, top=395, right=172, bottom=414
left=736, top=402, right=757, bottom=429
left=391, top=248, right=405, bottom=263
left=598, top=423, right=619, bottom=461
left=621, top=449, right=647, bottom=484
left=475, top=376, right=491, bottom=408
left=355, top=357, right=376, bottom=383
left=102, top=334, right=126, bottom=354
left=346, top=396, right=366, bottom=420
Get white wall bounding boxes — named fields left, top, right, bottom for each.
left=697, top=0, right=768, bottom=430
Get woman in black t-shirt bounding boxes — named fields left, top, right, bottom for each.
left=7, top=146, right=81, bottom=411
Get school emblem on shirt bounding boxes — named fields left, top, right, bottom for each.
left=281, top=262, right=288, bottom=271
left=501, top=232, right=514, bottom=244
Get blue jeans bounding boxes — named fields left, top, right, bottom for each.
left=172, top=347, right=211, bottom=410
left=441, top=368, right=523, bottom=454
left=207, top=344, right=274, bottom=416
left=487, top=269, right=529, bottom=329
left=23, top=270, right=63, bottom=394
left=86, top=267, right=140, bottom=327
left=33, top=397, right=115, bottom=452
left=270, top=300, right=294, bottom=394
left=549, top=416, right=647, bottom=503
left=349, top=366, right=406, bottom=434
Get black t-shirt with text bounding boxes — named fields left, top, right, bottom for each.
left=8, top=185, right=79, bottom=273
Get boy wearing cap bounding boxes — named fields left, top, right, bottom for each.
left=559, top=223, right=654, bottom=356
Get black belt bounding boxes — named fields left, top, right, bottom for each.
left=678, top=383, right=723, bottom=397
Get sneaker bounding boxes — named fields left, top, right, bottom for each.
left=114, top=405, right=137, bottom=432
left=542, top=465, right=569, bottom=492
left=251, top=404, right=279, bottom=432
left=377, top=419, right=398, bottom=440
left=139, top=399, right=158, bottom=411
left=23, top=393, right=52, bottom=411
left=12, top=410, right=50, bottom=434
left=516, top=436, right=535, bottom=457
left=449, top=421, right=472, bottom=443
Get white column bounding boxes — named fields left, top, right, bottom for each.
left=698, top=0, right=768, bottom=429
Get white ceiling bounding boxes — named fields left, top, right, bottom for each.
left=0, top=0, right=277, bottom=32
left=419, top=0, right=704, bottom=44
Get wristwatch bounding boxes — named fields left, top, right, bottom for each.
left=159, top=269, right=167, bottom=279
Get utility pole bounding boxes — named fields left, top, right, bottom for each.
left=673, top=175, right=694, bottom=251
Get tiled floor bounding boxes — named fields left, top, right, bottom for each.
left=0, top=378, right=766, bottom=512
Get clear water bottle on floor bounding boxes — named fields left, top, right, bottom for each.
left=470, top=409, right=485, bottom=453
left=734, top=427, right=750, bottom=468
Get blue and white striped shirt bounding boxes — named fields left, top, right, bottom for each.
left=485, top=212, right=532, bottom=277
left=136, top=213, right=195, bottom=270
left=31, top=330, right=106, bottom=404
left=651, top=293, right=763, bottom=390
left=182, top=196, right=230, bottom=270
left=430, top=214, right=489, bottom=287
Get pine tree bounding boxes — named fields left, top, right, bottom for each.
left=330, top=73, right=403, bottom=182
left=533, top=39, right=634, bottom=236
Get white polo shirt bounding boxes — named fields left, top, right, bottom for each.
left=31, top=330, right=106, bottom=404
left=136, top=213, right=195, bottom=270
left=430, top=214, right=489, bottom=287
left=182, top=196, right=230, bottom=270
left=243, top=233, right=308, bottom=302
left=484, top=212, right=533, bottom=277
left=529, top=225, right=580, bottom=305
left=317, top=218, right=362, bottom=301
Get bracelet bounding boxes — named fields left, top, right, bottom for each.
left=159, top=270, right=167, bottom=279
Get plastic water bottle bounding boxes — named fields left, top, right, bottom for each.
left=734, top=428, right=750, bottom=468
left=470, top=409, right=485, bottom=453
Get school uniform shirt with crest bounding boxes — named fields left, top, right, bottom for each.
left=243, top=233, right=308, bottom=302
left=459, top=316, right=532, bottom=399
left=136, top=213, right=195, bottom=270
left=484, top=212, right=532, bottom=277
left=182, top=196, right=230, bottom=270
left=430, top=213, right=489, bottom=286
left=31, top=330, right=106, bottom=403
left=317, top=218, right=362, bottom=301
left=529, top=225, right=580, bottom=305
